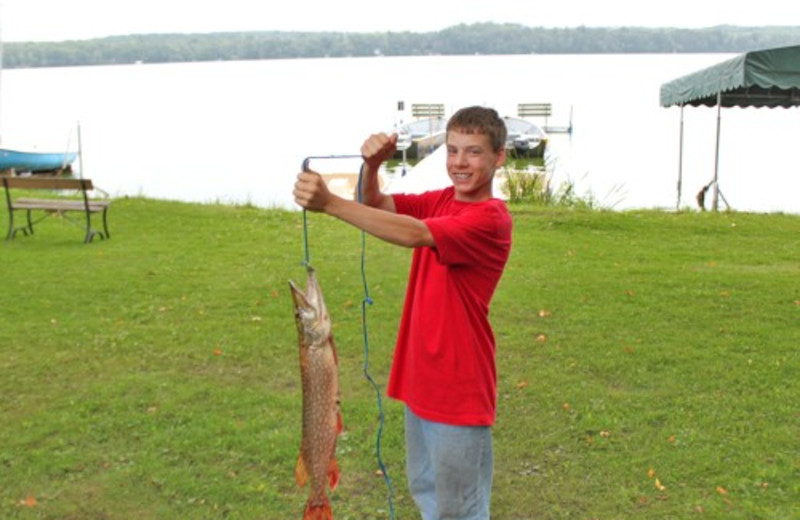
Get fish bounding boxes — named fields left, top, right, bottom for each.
left=289, top=266, right=343, bottom=520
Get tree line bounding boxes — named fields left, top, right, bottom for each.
left=4, top=23, right=800, bottom=69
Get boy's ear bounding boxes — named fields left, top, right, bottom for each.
left=495, top=147, right=507, bottom=168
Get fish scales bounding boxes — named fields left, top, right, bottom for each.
left=289, top=266, right=343, bottom=520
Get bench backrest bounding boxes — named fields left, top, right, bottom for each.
left=518, top=103, right=553, bottom=118
left=2, top=176, right=94, bottom=191
left=411, top=103, right=446, bottom=118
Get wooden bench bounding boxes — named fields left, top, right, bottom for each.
left=2, top=176, right=111, bottom=243
left=411, top=103, right=446, bottom=118
left=518, top=103, right=553, bottom=119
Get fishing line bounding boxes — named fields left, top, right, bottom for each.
left=300, top=155, right=396, bottom=518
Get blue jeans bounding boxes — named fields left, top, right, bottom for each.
left=405, top=407, right=493, bottom=519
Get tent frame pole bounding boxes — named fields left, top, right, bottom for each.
left=712, top=91, right=722, bottom=211
left=676, top=104, right=685, bottom=210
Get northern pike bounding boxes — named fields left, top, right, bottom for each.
left=289, top=266, right=343, bottom=520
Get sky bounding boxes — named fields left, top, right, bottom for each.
left=2, top=0, right=800, bottom=42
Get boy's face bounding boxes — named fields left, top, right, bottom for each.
left=445, top=130, right=506, bottom=202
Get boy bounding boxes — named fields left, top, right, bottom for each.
left=293, top=106, right=512, bottom=519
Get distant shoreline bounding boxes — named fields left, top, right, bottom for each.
left=4, top=23, right=800, bottom=69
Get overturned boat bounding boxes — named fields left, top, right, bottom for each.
left=503, top=116, right=547, bottom=158
left=0, top=148, right=78, bottom=174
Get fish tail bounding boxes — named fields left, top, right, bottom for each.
left=303, top=498, right=333, bottom=520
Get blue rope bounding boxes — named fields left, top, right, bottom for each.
left=357, top=163, right=396, bottom=519
left=301, top=209, right=311, bottom=267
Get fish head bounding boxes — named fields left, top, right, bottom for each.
left=289, top=266, right=332, bottom=346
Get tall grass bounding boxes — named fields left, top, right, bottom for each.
left=1, top=197, right=798, bottom=519
left=500, top=155, right=599, bottom=209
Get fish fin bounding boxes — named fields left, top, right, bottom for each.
left=328, top=457, right=340, bottom=490
left=295, top=454, right=309, bottom=487
left=330, top=336, right=339, bottom=365
left=303, top=500, right=333, bottom=520
left=336, top=408, right=344, bottom=434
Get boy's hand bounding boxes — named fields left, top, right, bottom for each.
left=293, top=170, right=332, bottom=212
left=361, top=133, right=398, bottom=170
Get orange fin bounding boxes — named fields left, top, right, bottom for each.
left=336, top=409, right=344, bottom=434
left=295, top=454, right=308, bottom=487
left=304, top=500, right=333, bottom=520
left=328, top=457, right=340, bottom=490
left=330, top=337, right=339, bottom=365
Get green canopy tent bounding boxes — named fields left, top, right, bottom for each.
left=660, top=45, right=800, bottom=210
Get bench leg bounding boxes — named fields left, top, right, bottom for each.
left=5, top=210, right=33, bottom=240
left=26, top=210, right=34, bottom=236
left=84, top=229, right=108, bottom=243
left=84, top=225, right=105, bottom=243
left=4, top=209, right=11, bottom=240
left=84, top=211, right=110, bottom=243
left=102, top=207, right=110, bottom=239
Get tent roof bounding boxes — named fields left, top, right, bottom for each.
left=660, top=44, right=800, bottom=108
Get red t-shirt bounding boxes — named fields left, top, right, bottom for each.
left=387, top=187, right=512, bottom=426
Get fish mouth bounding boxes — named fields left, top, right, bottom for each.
left=289, top=278, right=310, bottom=311
left=289, top=266, right=326, bottom=317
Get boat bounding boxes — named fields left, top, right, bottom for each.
left=394, top=117, right=448, bottom=160
left=503, top=116, right=547, bottom=158
left=0, top=148, right=78, bottom=174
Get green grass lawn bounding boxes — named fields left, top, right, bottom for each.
left=1, top=197, right=798, bottom=519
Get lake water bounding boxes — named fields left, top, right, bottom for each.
left=2, top=54, right=799, bottom=213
